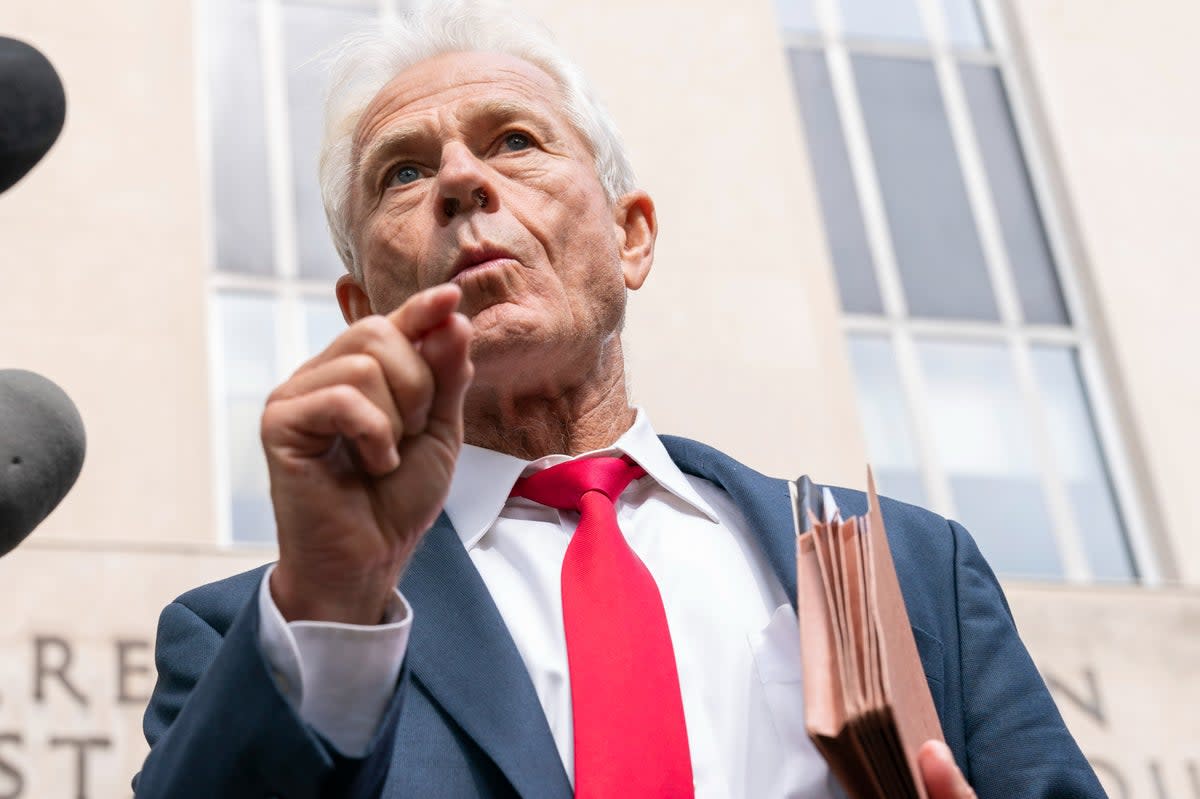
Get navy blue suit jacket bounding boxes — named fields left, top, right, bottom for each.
left=135, top=436, right=1104, bottom=798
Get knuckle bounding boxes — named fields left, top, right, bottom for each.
left=326, top=383, right=361, bottom=410
left=394, top=362, right=435, bottom=407
left=342, top=353, right=381, bottom=388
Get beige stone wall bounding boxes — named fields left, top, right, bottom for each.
left=1008, top=585, right=1200, bottom=799
left=2, top=0, right=216, bottom=549
left=0, top=546, right=268, bottom=799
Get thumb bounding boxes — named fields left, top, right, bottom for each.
left=919, top=740, right=976, bottom=799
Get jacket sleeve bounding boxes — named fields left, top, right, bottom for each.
left=133, top=592, right=406, bottom=799
left=950, top=519, right=1106, bottom=798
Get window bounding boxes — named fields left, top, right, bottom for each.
left=775, top=0, right=1151, bottom=581
left=200, top=0, right=400, bottom=544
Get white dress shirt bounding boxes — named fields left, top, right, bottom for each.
left=259, top=409, right=836, bottom=798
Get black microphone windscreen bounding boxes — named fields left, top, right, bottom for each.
left=0, top=36, right=66, bottom=194
left=0, top=370, right=86, bottom=557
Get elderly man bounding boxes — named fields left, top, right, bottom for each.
left=134, top=3, right=1103, bottom=798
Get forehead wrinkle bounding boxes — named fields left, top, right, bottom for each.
left=360, top=124, right=430, bottom=174
left=356, top=84, right=568, bottom=171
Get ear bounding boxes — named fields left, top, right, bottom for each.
left=336, top=273, right=373, bottom=324
left=614, top=190, right=656, bottom=290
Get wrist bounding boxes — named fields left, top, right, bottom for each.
left=270, top=562, right=397, bottom=625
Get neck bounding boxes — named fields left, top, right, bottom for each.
left=463, top=338, right=635, bottom=459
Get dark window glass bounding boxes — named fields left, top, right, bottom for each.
left=961, top=64, right=1069, bottom=324
left=216, top=291, right=278, bottom=543
left=853, top=55, right=997, bottom=320
left=918, top=338, right=1063, bottom=578
left=284, top=2, right=373, bottom=280
left=205, top=0, right=276, bottom=275
left=1032, top=346, right=1134, bottom=580
left=788, top=50, right=883, bottom=314
left=847, top=335, right=927, bottom=506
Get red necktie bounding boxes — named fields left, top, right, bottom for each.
left=510, top=456, right=694, bottom=798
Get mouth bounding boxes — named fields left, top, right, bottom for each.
left=448, top=244, right=519, bottom=284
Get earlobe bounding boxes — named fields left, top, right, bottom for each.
left=616, top=190, right=657, bottom=290
left=335, top=274, right=373, bottom=324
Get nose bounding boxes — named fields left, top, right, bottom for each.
left=437, top=142, right=497, bottom=222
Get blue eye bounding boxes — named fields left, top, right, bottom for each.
left=389, top=165, right=420, bottom=186
left=502, top=132, right=531, bottom=151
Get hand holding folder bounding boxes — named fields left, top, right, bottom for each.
left=791, top=471, right=947, bottom=799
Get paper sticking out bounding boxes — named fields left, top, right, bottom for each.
left=792, top=470, right=945, bottom=799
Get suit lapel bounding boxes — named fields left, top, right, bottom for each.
left=660, top=435, right=799, bottom=608
left=399, top=514, right=572, bottom=798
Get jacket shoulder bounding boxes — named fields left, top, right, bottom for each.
left=170, top=563, right=273, bottom=635
left=826, top=485, right=956, bottom=558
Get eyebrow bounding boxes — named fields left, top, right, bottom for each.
left=356, top=98, right=553, bottom=186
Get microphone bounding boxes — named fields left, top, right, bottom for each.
left=0, top=36, right=66, bottom=194
left=0, top=370, right=86, bottom=557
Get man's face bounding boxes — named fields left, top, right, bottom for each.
left=341, top=50, right=653, bottom=386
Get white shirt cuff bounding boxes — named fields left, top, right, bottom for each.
left=256, top=564, right=412, bottom=757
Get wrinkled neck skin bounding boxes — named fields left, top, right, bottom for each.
left=463, top=335, right=635, bottom=460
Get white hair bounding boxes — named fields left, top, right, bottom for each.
left=318, top=0, right=638, bottom=280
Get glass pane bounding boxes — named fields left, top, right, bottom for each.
left=216, top=291, right=278, bottom=543
left=284, top=2, right=374, bottom=280
left=304, top=296, right=346, bottom=358
left=853, top=56, right=997, bottom=320
left=775, top=0, right=819, bottom=33
left=942, top=0, right=988, bottom=48
left=1032, top=347, right=1134, bottom=581
left=228, top=396, right=275, bottom=544
left=204, top=0, right=276, bottom=275
left=217, top=291, right=279, bottom=394
left=917, top=338, right=1062, bottom=578
left=960, top=64, right=1068, bottom=324
left=846, top=335, right=926, bottom=507
left=788, top=51, right=883, bottom=314
left=838, top=0, right=925, bottom=43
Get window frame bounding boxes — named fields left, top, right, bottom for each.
left=782, top=0, right=1160, bottom=583
left=196, top=0, right=401, bottom=547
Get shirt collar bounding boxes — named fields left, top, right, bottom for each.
left=444, top=407, right=720, bottom=549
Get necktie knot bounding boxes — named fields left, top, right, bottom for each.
left=510, top=455, right=647, bottom=512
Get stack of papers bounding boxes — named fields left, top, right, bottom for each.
left=790, top=471, right=944, bottom=799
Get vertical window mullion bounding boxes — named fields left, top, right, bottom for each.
left=977, top=0, right=1085, bottom=328
left=817, top=0, right=957, bottom=516
left=891, top=329, right=958, bottom=519
left=916, top=0, right=1091, bottom=580
left=816, top=0, right=908, bottom=321
left=1074, top=342, right=1162, bottom=584
left=207, top=291, right=235, bottom=547
left=915, top=0, right=1021, bottom=326
left=195, top=0, right=232, bottom=547
left=984, top=0, right=1162, bottom=583
left=981, top=0, right=1160, bottom=583
left=1009, top=336, right=1091, bottom=580
left=265, top=0, right=302, bottom=517
left=260, top=0, right=299, bottom=283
